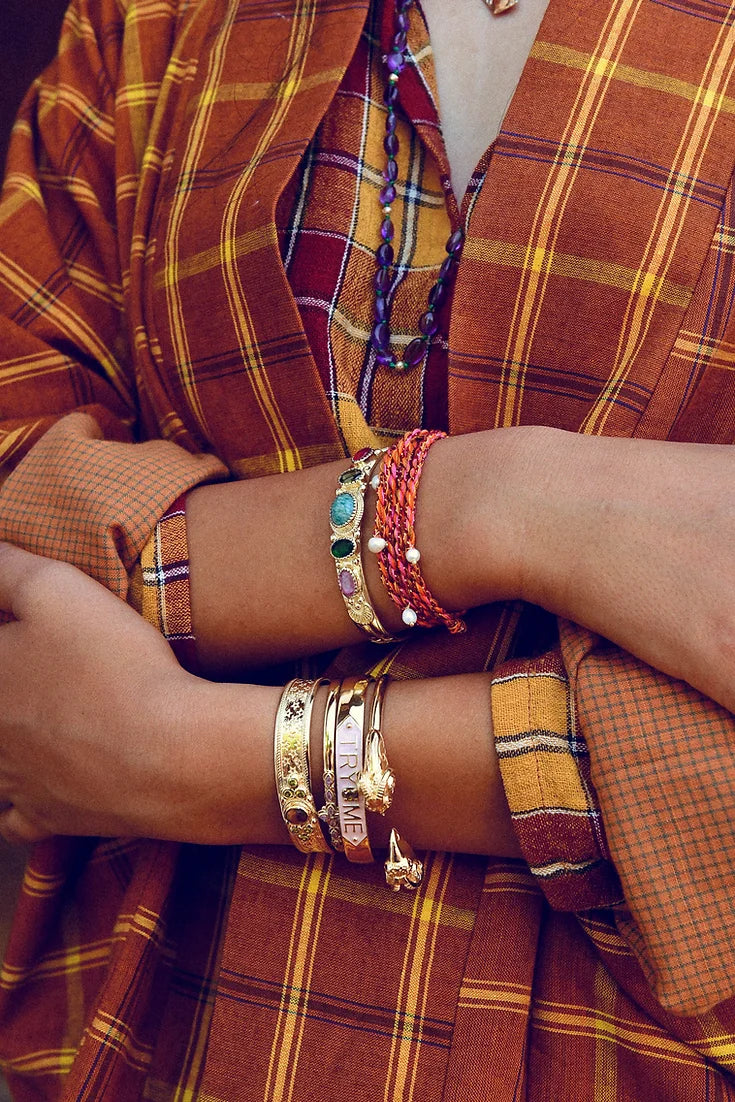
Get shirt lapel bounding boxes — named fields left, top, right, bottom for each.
left=448, top=0, right=735, bottom=439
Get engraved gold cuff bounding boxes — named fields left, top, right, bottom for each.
left=274, top=678, right=331, bottom=854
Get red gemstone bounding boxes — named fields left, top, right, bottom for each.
left=353, top=447, right=372, bottom=461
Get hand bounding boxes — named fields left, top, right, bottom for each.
left=507, top=428, right=735, bottom=713
left=0, top=542, right=210, bottom=843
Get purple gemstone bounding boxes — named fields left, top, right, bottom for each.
left=381, top=218, right=394, bottom=242
left=398, top=0, right=412, bottom=11
left=386, top=51, right=404, bottom=75
left=446, top=228, right=464, bottom=255
left=375, top=351, right=392, bottom=365
left=339, top=570, right=357, bottom=598
left=379, top=184, right=397, bottom=205
left=439, top=255, right=457, bottom=282
left=404, top=337, right=427, bottom=367
left=384, top=159, right=399, bottom=183
left=429, top=281, right=447, bottom=309
left=374, top=267, right=392, bottom=293
left=397, top=10, right=410, bottom=30
left=385, top=112, right=398, bottom=134
left=377, top=242, right=394, bottom=267
left=392, top=30, right=408, bottom=51
left=372, top=320, right=390, bottom=351
left=384, top=132, right=399, bottom=157
left=418, top=309, right=438, bottom=336
left=375, top=295, right=389, bottom=321
left=384, top=83, right=399, bottom=106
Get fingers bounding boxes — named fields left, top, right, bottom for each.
left=0, top=806, right=52, bottom=846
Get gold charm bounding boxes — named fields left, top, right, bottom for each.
left=384, top=829, right=424, bottom=892
left=358, top=729, right=396, bottom=814
left=485, top=0, right=518, bottom=13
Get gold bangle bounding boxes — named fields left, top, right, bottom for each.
left=274, top=678, right=331, bottom=854
left=358, top=675, right=395, bottom=814
left=317, top=680, right=344, bottom=852
left=334, top=675, right=374, bottom=863
left=330, top=450, right=402, bottom=644
left=385, top=829, right=423, bottom=892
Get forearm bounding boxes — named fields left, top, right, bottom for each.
left=177, top=671, right=521, bottom=857
left=185, top=428, right=531, bottom=673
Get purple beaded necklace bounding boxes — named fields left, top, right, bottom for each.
left=370, top=0, right=465, bottom=373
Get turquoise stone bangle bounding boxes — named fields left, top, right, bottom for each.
left=329, top=448, right=402, bottom=644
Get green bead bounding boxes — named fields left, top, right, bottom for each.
left=330, top=538, right=354, bottom=559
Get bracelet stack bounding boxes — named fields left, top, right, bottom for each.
left=274, top=675, right=423, bottom=892
left=330, top=430, right=466, bottom=643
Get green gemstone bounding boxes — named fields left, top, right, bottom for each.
left=339, top=467, right=361, bottom=484
left=331, top=538, right=354, bottom=559
left=330, top=493, right=357, bottom=527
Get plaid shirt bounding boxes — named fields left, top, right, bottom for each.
left=2, top=0, right=735, bottom=1097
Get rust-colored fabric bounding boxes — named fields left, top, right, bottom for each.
left=1, top=0, right=735, bottom=1097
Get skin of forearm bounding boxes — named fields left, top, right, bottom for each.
left=186, top=427, right=533, bottom=674
left=182, top=671, right=521, bottom=857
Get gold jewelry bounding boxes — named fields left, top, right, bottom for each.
left=317, top=681, right=344, bottom=851
left=330, top=450, right=402, bottom=644
left=484, top=0, right=518, bottom=13
left=385, top=829, right=423, bottom=891
left=358, top=676, right=395, bottom=815
left=274, top=678, right=331, bottom=854
left=334, top=676, right=374, bottom=864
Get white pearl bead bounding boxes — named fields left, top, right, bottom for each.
left=402, top=607, right=418, bottom=627
left=370, top=475, right=380, bottom=490
left=368, top=536, right=386, bottom=554
left=405, top=546, right=421, bottom=564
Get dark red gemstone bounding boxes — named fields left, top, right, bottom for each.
left=353, top=447, right=373, bottom=461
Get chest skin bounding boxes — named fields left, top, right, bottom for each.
left=420, top=0, right=551, bottom=200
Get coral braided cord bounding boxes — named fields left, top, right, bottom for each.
left=374, top=428, right=466, bottom=633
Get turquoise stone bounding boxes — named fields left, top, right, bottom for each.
left=331, top=538, right=354, bottom=559
left=339, top=467, right=361, bottom=484
left=330, top=493, right=356, bottom=527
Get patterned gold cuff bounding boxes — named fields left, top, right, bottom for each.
left=274, top=678, right=332, bottom=854
left=330, top=449, right=402, bottom=644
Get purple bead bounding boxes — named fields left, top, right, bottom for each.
left=339, top=570, right=357, bottom=598
left=375, top=350, right=392, bottom=365
left=379, top=184, right=396, bottom=205
left=384, top=83, right=399, bottom=106
left=374, top=267, right=392, bottom=293
left=384, top=158, right=399, bottom=183
left=439, top=255, right=457, bottom=282
left=384, top=132, right=399, bottom=157
left=381, top=218, right=395, bottom=242
left=404, top=337, right=427, bottom=367
left=375, top=294, right=389, bottom=321
left=397, top=10, right=410, bottom=30
left=419, top=309, right=438, bottom=336
left=385, top=112, right=398, bottom=134
left=392, top=30, right=408, bottom=51
left=386, top=51, right=404, bottom=75
left=429, top=281, right=447, bottom=309
left=398, top=0, right=412, bottom=11
left=372, top=321, right=390, bottom=351
left=446, top=228, right=464, bottom=255
left=377, top=242, right=394, bottom=267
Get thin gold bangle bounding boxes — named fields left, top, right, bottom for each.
left=334, top=675, right=374, bottom=864
left=317, top=681, right=344, bottom=852
left=274, top=678, right=331, bottom=854
left=358, top=675, right=395, bottom=815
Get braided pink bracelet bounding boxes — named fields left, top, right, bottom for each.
left=369, top=429, right=466, bottom=633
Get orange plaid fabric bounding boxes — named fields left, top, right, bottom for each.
left=1, top=0, right=735, bottom=1097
